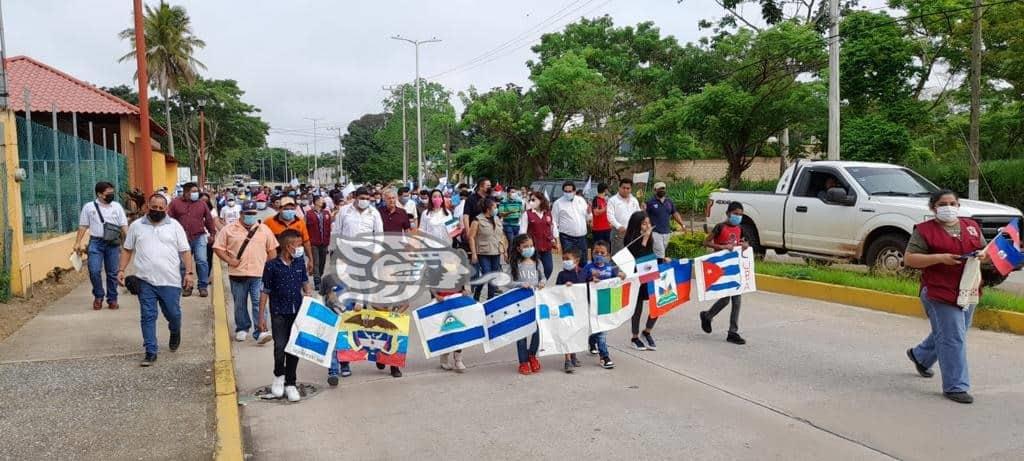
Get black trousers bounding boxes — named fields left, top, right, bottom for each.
left=631, top=284, right=657, bottom=335
left=311, top=245, right=329, bottom=284
left=272, top=313, right=299, bottom=386
left=707, top=295, right=742, bottom=333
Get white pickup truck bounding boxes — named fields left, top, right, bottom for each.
left=705, top=161, right=1023, bottom=270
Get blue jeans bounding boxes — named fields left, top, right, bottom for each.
left=87, top=238, right=120, bottom=302
left=180, top=234, right=210, bottom=289
left=591, top=230, right=612, bottom=249
left=559, top=233, right=589, bottom=266
left=473, top=254, right=501, bottom=301
left=537, top=251, right=553, bottom=280
left=503, top=225, right=519, bottom=247
left=138, top=280, right=182, bottom=355
left=912, top=287, right=975, bottom=393
left=230, top=277, right=262, bottom=333
left=516, top=331, right=540, bottom=364
left=588, top=332, right=609, bottom=359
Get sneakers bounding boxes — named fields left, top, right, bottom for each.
left=327, top=375, right=339, bottom=386
left=271, top=375, right=285, bottom=398
left=93, top=299, right=103, bottom=310
left=700, top=311, right=712, bottom=333
left=727, top=332, right=746, bottom=345
left=140, top=353, right=157, bottom=367
left=390, top=366, right=402, bottom=378
left=563, top=360, right=574, bottom=374
left=642, top=332, right=657, bottom=351
left=944, top=392, right=974, bottom=404
left=235, top=331, right=247, bottom=342
left=571, top=354, right=582, bottom=368
left=528, top=355, right=542, bottom=373
left=340, top=363, right=352, bottom=377
left=589, top=345, right=599, bottom=355
left=198, top=288, right=209, bottom=298
left=376, top=362, right=387, bottom=371
left=600, top=357, right=615, bottom=369
left=440, top=353, right=453, bottom=370
left=906, top=348, right=934, bottom=378
left=453, top=353, right=466, bottom=373
left=107, top=301, right=119, bottom=310
left=517, top=363, right=532, bottom=375
left=257, top=331, right=273, bottom=345
left=630, top=338, right=648, bottom=351
left=285, top=385, right=301, bottom=402
left=169, top=331, right=181, bottom=352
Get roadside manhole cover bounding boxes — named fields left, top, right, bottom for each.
left=247, top=382, right=322, bottom=404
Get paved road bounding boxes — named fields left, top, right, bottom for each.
left=230, top=274, right=1024, bottom=460
left=0, top=281, right=216, bottom=461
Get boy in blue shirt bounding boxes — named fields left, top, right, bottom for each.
left=258, top=229, right=313, bottom=402
left=556, top=249, right=589, bottom=373
left=580, top=240, right=624, bottom=369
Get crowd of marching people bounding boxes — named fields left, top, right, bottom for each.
left=76, top=173, right=995, bottom=404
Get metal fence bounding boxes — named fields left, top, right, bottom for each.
left=15, top=116, right=128, bottom=240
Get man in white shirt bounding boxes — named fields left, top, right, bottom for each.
left=551, top=180, right=591, bottom=265
left=118, top=194, right=196, bottom=367
left=332, top=187, right=384, bottom=239
left=74, top=181, right=130, bottom=310
left=606, top=178, right=641, bottom=253
left=220, top=196, right=242, bottom=226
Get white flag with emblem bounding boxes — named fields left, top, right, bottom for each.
left=536, top=284, right=590, bottom=356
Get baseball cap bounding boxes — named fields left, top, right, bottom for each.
left=241, top=200, right=258, bottom=212
left=280, top=196, right=297, bottom=207
left=653, top=182, right=667, bottom=190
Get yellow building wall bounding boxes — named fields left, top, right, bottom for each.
left=165, top=160, right=178, bottom=190
left=152, top=151, right=168, bottom=193
left=21, top=232, right=76, bottom=287
left=2, top=109, right=27, bottom=296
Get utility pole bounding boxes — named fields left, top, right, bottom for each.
left=968, top=0, right=983, bottom=200
left=383, top=84, right=409, bottom=183
left=304, top=117, right=323, bottom=185
left=0, top=0, right=9, bottom=109
left=133, top=0, right=154, bottom=193
left=392, top=35, right=441, bottom=188
left=299, top=142, right=310, bottom=183
left=334, top=127, right=344, bottom=184
left=827, top=0, right=840, bottom=161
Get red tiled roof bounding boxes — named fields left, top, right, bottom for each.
left=5, top=55, right=140, bottom=115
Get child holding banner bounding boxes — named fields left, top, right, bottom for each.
left=258, top=229, right=314, bottom=402
left=556, top=249, right=588, bottom=373
left=510, top=234, right=545, bottom=375
left=700, top=202, right=749, bottom=345
left=581, top=241, right=622, bottom=369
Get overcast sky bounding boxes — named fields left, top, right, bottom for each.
left=5, top=0, right=884, bottom=153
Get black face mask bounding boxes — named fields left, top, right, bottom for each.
left=102, top=193, right=115, bottom=203
left=656, top=190, right=667, bottom=198
left=148, top=210, right=166, bottom=222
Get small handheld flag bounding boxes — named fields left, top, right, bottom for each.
left=987, top=233, right=1023, bottom=276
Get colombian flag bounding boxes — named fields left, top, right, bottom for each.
left=647, top=259, right=693, bottom=318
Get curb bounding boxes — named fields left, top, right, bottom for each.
left=211, top=261, right=243, bottom=460
left=755, top=274, right=1024, bottom=335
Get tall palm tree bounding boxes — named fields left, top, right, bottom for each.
left=118, top=1, right=206, bottom=159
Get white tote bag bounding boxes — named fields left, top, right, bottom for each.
left=957, top=257, right=982, bottom=307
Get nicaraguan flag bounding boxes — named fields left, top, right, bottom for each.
left=482, top=288, right=537, bottom=353
left=412, top=295, right=486, bottom=358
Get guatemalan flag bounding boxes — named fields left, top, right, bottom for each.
left=987, top=218, right=1023, bottom=275
left=694, top=248, right=757, bottom=302
left=412, top=295, right=487, bottom=358
left=647, top=259, right=693, bottom=318
left=482, top=288, right=538, bottom=353
left=284, top=297, right=341, bottom=368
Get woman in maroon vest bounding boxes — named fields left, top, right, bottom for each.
left=905, top=189, right=989, bottom=404
left=519, top=191, right=560, bottom=279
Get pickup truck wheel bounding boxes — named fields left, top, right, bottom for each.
left=866, top=234, right=909, bottom=274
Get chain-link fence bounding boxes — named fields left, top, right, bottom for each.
left=15, top=116, right=128, bottom=241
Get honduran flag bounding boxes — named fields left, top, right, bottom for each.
left=647, top=259, right=693, bottom=318
left=987, top=233, right=1024, bottom=276
left=412, top=295, right=487, bottom=358
left=482, top=288, right=538, bottom=353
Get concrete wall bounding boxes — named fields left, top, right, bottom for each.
left=2, top=110, right=28, bottom=296
left=21, top=232, right=75, bottom=287
left=621, top=157, right=783, bottom=183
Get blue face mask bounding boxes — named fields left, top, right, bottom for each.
left=242, top=214, right=258, bottom=226
left=451, top=195, right=462, bottom=206
left=189, top=192, right=199, bottom=201
left=522, top=247, right=536, bottom=258
left=281, top=210, right=296, bottom=221
left=728, top=214, right=743, bottom=226
left=593, top=255, right=607, bottom=265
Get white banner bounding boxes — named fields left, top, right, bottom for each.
left=694, top=247, right=757, bottom=302
left=536, top=285, right=590, bottom=356
left=284, top=297, right=341, bottom=368
left=589, top=276, right=640, bottom=333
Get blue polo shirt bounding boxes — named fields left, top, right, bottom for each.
left=262, top=256, right=309, bottom=315
left=582, top=262, right=619, bottom=281
left=646, top=197, right=677, bottom=234
left=556, top=268, right=589, bottom=285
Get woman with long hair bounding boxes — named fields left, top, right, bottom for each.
left=468, top=197, right=503, bottom=300
left=418, top=189, right=455, bottom=246
left=623, top=210, right=659, bottom=351
left=519, top=191, right=560, bottom=279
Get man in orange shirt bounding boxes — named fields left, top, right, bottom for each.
left=263, top=197, right=314, bottom=275
left=213, top=201, right=279, bottom=343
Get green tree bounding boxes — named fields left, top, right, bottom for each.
left=341, top=113, right=397, bottom=184
left=119, top=0, right=206, bottom=158
left=841, top=114, right=913, bottom=163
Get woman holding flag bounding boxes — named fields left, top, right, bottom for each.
left=624, top=211, right=659, bottom=351
left=904, top=189, right=990, bottom=405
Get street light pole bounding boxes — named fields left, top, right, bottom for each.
left=199, top=109, right=206, bottom=189
left=304, top=117, right=323, bottom=185
left=392, top=35, right=440, bottom=188
left=827, top=0, right=840, bottom=161
left=133, top=0, right=154, bottom=193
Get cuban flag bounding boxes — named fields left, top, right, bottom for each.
left=412, top=295, right=487, bottom=358
left=695, top=248, right=757, bottom=301
left=284, top=297, right=341, bottom=368
left=647, top=259, right=693, bottom=318
left=987, top=233, right=1024, bottom=276
left=482, top=288, right=537, bottom=353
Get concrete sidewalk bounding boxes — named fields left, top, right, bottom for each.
left=0, top=279, right=217, bottom=460
left=230, top=274, right=1024, bottom=460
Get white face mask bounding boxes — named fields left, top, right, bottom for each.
left=935, top=205, right=959, bottom=223
left=292, top=247, right=305, bottom=259
left=357, top=199, right=370, bottom=210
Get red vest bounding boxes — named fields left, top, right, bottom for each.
left=526, top=210, right=554, bottom=252
left=917, top=218, right=984, bottom=305
left=714, top=224, right=743, bottom=246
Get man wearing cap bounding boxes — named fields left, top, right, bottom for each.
left=220, top=195, right=242, bottom=227
left=213, top=201, right=279, bottom=342
left=167, top=182, right=218, bottom=297
left=263, top=196, right=314, bottom=275
left=646, top=181, right=687, bottom=261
